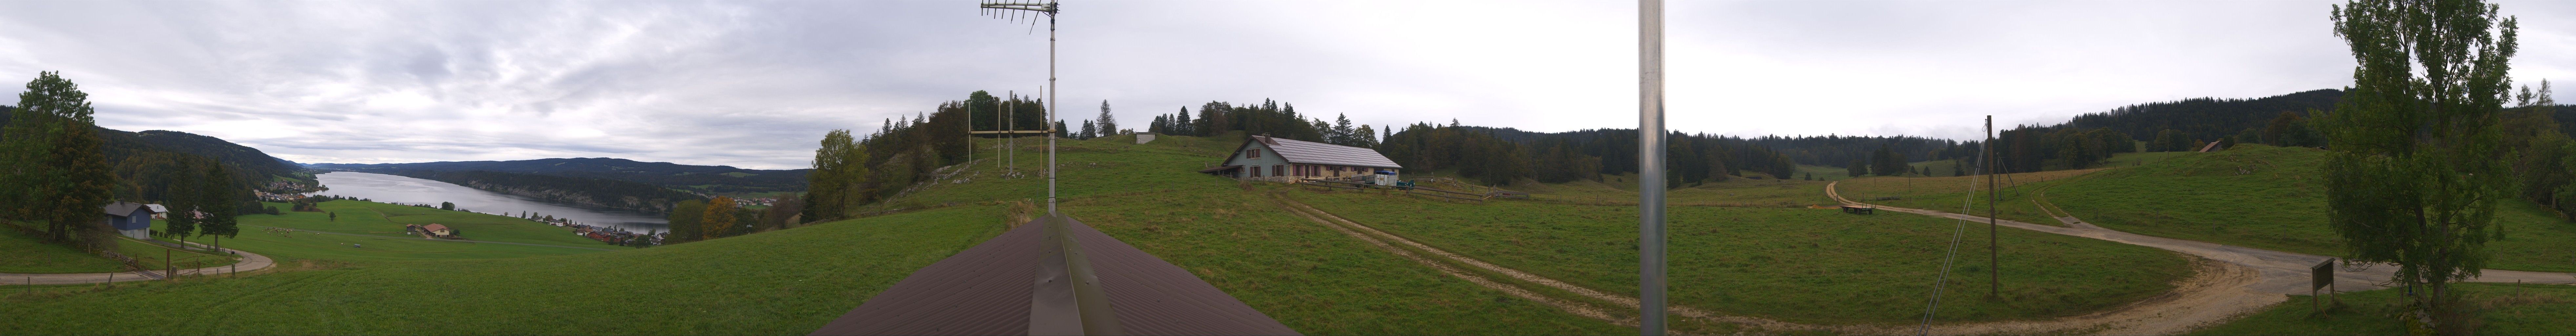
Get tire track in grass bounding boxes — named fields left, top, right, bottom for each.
left=1269, top=196, right=1637, bottom=330
left=1278, top=196, right=1849, bottom=334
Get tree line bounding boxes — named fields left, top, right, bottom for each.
left=661, top=195, right=801, bottom=244
left=1375, top=124, right=1803, bottom=186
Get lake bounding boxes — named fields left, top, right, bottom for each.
left=307, top=171, right=670, bottom=233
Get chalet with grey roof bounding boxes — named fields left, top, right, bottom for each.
left=1199, top=135, right=1401, bottom=182
left=104, top=201, right=161, bottom=240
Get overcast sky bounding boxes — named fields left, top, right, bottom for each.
left=0, top=1, right=2567, bottom=170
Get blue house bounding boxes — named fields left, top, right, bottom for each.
left=104, top=202, right=158, bottom=239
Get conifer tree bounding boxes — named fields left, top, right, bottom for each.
left=1095, top=100, right=1116, bottom=136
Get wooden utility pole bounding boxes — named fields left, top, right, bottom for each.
left=1987, top=116, right=2000, bottom=299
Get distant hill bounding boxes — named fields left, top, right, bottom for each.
left=308, top=158, right=809, bottom=194
left=2062, top=89, right=2346, bottom=143
left=2, top=105, right=309, bottom=197
left=101, top=129, right=304, bottom=182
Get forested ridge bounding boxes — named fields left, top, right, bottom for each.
left=0, top=105, right=269, bottom=210
left=379, top=170, right=705, bottom=213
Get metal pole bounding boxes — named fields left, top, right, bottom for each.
left=1046, top=5, right=1058, bottom=215
left=1987, top=116, right=2000, bottom=299
left=1009, top=90, right=1016, bottom=176
left=1637, top=0, right=1666, bottom=334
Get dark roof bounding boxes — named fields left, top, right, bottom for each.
left=810, top=216, right=1298, bottom=336
left=1245, top=136, right=1401, bottom=169
left=102, top=202, right=149, bottom=217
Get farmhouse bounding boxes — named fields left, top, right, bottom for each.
left=144, top=204, right=169, bottom=219
left=413, top=223, right=457, bottom=239
left=103, top=201, right=162, bottom=240
left=1199, top=135, right=1401, bottom=182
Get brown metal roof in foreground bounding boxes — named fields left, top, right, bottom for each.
left=810, top=215, right=1298, bottom=336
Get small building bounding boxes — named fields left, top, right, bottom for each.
left=104, top=202, right=159, bottom=240
left=423, top=223, right=456, bottom=238
left=1199, top=135, right=1402, bottom=182
left=144, top=204, right=170, bottom=219
left=1135, top=132, right=1156, bottom=144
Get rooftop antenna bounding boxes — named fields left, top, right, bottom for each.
left=977, top=0, right=1061, bottom=214
left=975, top=3, right=1112, bottom=335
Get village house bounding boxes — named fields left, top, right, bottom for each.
left=407, top=223, right=458, bottom=239
left=144, top=204, right=169, bottom=219
left=103, top=201, right=163, bottom=240
left=1200, top=135, right=1402, bottom=182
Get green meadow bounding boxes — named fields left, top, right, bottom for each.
left=3, top=223, right=241, bottom=274
left=4, top=134, right=1629, bottom=335
left=0, top=226, right=128, bottom=273
left=2040, top=145, right=2576, bottom=272
left=1282, top=188, right=2193, bottom=326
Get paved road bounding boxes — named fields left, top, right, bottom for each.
left=242, top=224, right=618, bottom=251
left=2, top=240, right=276, bottom=285
left=1824, top=181, right=2576, bottom=294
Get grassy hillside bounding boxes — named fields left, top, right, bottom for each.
left=7, top=133, right=1628, bottom=335
left=2190, top=282, right=2576, bottom=335
left=151, top=200, right=614, bottom=263
left=4, top=224, right=242, bottom=274
left=2042, top=145, right=2576, bottom=272
left=1835, top=168, right=2108, bottom=227
left=0, top=227, right=127, bottom=273
left=2, top=205, right=1008, bottom=334
left=1284, top=189, right=2192, bottom=325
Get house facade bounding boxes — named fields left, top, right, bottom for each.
left=104, top=202, right=159, bottom=239
left=1200, top=135, right=1402, bottom=182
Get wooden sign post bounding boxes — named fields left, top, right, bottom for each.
left=2312, top=259, right=2336, bottom=313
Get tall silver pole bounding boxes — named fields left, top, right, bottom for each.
left=1046, top=5, right=1058, bottom=215
left=1637, top=0, right=1667, bottom=334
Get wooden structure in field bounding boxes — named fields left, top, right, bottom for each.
left=1839, top=205, right=1875, bottom=215
left=1200, top=135, right=1402, bottom=182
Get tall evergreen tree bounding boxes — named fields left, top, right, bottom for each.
left=1171, top=107, right=1192, bottom=136
left=1846, top=159, right=1866, bottom=178
left=2320, top=0, right=2518, bottom=327
left=194, top=158, right=240, bottom=251
left=1095, top=100, right=1117, bottom=136
left=1078, top=119, right=1097, bottom=139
